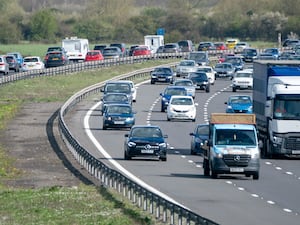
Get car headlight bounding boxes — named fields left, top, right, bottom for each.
left=125, top=117, right=134, bottom=122
left=162, top=97, right=168, bottom=102
left=159, top=142, right=167, bottom=148
left=151, top=74, right=157, bottom=78
left=227, top=105, right=232, bottom=110
left=273, top=135, right=283, bottom=144
left=107, top=116, right=112, bottom=121
left=251, top=149, right=260, bottom=159
left=216, top=152, right=223, bottom=158
left=127, top=141, right=136, bottom=147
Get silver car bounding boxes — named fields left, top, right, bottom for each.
left=173, top=79, right=196, bottom=99
left=0, top=55, right=9, bottom=75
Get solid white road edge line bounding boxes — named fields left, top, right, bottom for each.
left=84, top=100, right=189, bottom=210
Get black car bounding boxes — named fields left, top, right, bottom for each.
left=102, top=104, right=135, bottom=130
left=5, top=55, right=20, bottom=72
left=124, top=125, right=168, bottom=161
left=189, top=124, right=209, bottom=155
left=150, top=67, right=175, bottom=84
left=93, top=44, right=107, bottom=54
left=188, top=72, right=210, bottom=92
left=44, top=51, right=69, bottom=68
left=241, top=48, right=258, bottom=62
left=100, top=93, right=130, bottom=115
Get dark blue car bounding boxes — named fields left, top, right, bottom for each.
left=225, top=95, right=253, bottom=113
left=150, top=67, right=175, bottom=84
left=160, top=86, right=187, bottom=112
left=189, top=124, right=210, bottom=155
left=102, top=104, right=135, bottom=130
left=124, top=125, right=168, bottom=161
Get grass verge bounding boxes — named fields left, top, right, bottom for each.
left=0, top=59, right=178, bottom=225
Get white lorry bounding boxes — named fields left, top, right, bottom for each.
left=62, top=37, right=89, bottom=62
left=144, top=35, right=164, bottom=54
left=200, top=113, right=260, bottom=179
left=253, top=60, right=300, bottom=158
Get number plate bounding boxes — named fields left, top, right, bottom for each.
left=292, top=150, right=300, bottom=154
left=158, top=78, right=166, bottom=81
left=230, top=168, right=244, bottom=172
left=141, top=149, right=154, bottom=154
left=114, top=121, right=125, bottom=124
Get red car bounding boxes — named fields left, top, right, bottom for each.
left=85, top=50, right=104, bottom=61
left=133, top=46, right=151, bottom=56
left=218, top=53, right=235, bottom=63
left=214, top=42, right=227, bottom=50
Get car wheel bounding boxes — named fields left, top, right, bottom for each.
left=253, top=172, right=259, bottom=180
left=191, top=147, right=196, bottom=155
left=203, top=159, right=210, bottom=176
left=160, top=156, right=167, bottom=161
left=161, top=106, right=165, bottom=112
left=167, top=117, right=171, bottom=121
left=232, top=87, right=236, bottom=92
left=102, top=124, right=107, bottom=130
left=151, top=80, right=155, bottom=84
left=205, top=87, right=210, bottom=93
left=124, top=151, right=131, bottom=160
left=192, top=118, right=196, bottom=122
left=211, top=169, right=218, bottom=179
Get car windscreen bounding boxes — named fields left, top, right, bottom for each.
left=171, top=98, right=193, bottom=105
left=106, top=105, right=131, bottom=114
left=215, top=129, right=256, bottom=146
left=175, top=81, right=193, bottom=86
left=24, top=58, right=38, bottom=62
left=164, top=88, right=186, bottom=95
left=103, top=94, right=128, bottom=102
left=131, top=127, right=162, bottom=138
left=105, top=83, right=131, bottom=94
left=179, top=61, right=195, bottom=66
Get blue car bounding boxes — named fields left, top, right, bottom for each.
left=189, top=124, right=210, bottom=155
left=160, top=86, right=188, bottom=112
left=102, top=104, right=135, bottom=130
left=124, top=125, right=168, bottom=161
left=225, top=95, right=253, bottom=113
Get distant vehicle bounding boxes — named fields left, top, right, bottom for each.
left=102, top=104, right=135, bottom=130
left=173, top=79, right=196, bottom=98
left=144, top=35, right=164, bottom=54
left=7, top=52, right=23, bottom=68
left=150, top=67, right=175, bottom=84
left=100, top=93, right=130, bottom=115
left=124, top=125, right=168, bottom=161
left=198, top=42, right=216, bottom=51
left=196, top=66, right=216, bottom=85
left=22, top=56, right=45, bottom=71
left=241, top=48, right=258, bottom=62
left=163, top=43, right=181, bottom=53
left=214, top=62, right=235, bottom=79
left=62, top=37, right=89, bottom=62
left=282, top=39, right=300, bottom=47
left=101, top=81, right=133, bottom=104
left=225, top=95, right=253, bottom=113
left=120, top=80, right=137, bottom=102
left=231, top=69, right=253, bottom=92
left=214, top=42, right=227, bottom=50
left=0, top=55, right=9, bottom=75
left=261, top=48, right=280, bottom=60
left=167, top=95, right=197, bottom=122
left=234, top=42, right=249, bottom=53
left=225, top=56, right=244, bottom=71
left=132, top=45, right=151, bottom=56
left=178, top=40, right=194, bottom=52
left=128, top=45, right=139, bottom=56
left=218, top=53, right=236, bottom=63
left=5, top=55, right=20, bottom=72
left=188, top=51, right=209, bottom=66
left=175, top=60, right=197, bottom=77
left=188, top=72, right=210, bottom=92
left=93, top=44, right=107, bottom=54
left=225, top=38, right=239, bottom=49
left=110, top=43, right=126, bottom=56
left=160, top=86, right=188, bottom=112
left=44, top=51, right=69, bottom=68
left=85, top=50, right=104, bottom=61
left=189, top=124, right=210, bottom=155
left=102, top=47, right=122, bottom=59
left=156, top=46, right=164, bottom=54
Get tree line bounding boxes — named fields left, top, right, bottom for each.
left=1, top=0, right=300, bottom=44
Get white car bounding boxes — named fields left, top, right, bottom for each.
left=231, top=69, right=253, bottom=92
left=121, top=80, right=137, bottom=102
left=175, top=60, right=197, bottom=77
left=167, top=95, right=197, bottom=121
left=173, top=79, right=196, bottom=99
left=22, top=56, right=45, bottom=71
left=234, top=42, right=250, bottom=53
left=196, top=66, right=216, bottom=85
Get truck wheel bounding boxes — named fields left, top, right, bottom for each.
left=203, top=159, right=210, bottom=176
left=253, top=172, right=259, bottom=180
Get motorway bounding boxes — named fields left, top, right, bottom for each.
left=65, top=75, right=300, bottom=225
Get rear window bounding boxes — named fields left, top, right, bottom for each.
left=24, top=58, right=38, bottom=62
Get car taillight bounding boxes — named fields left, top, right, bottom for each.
left=44, top=55, right=49, bottom=60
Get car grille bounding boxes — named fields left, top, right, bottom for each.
left=236, top=81, right=250, bottom=84
left=223, top=154, right=251, bottom=167
left=135, top=143, right=160, bottom=150
left=285, top=137, right=300, bottom=150
left=112, top=116, right=126, bottom=121
left=174, top=109, right=189, bottom=113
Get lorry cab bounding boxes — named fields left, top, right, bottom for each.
left=202, top=113, right=260, bottom=180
